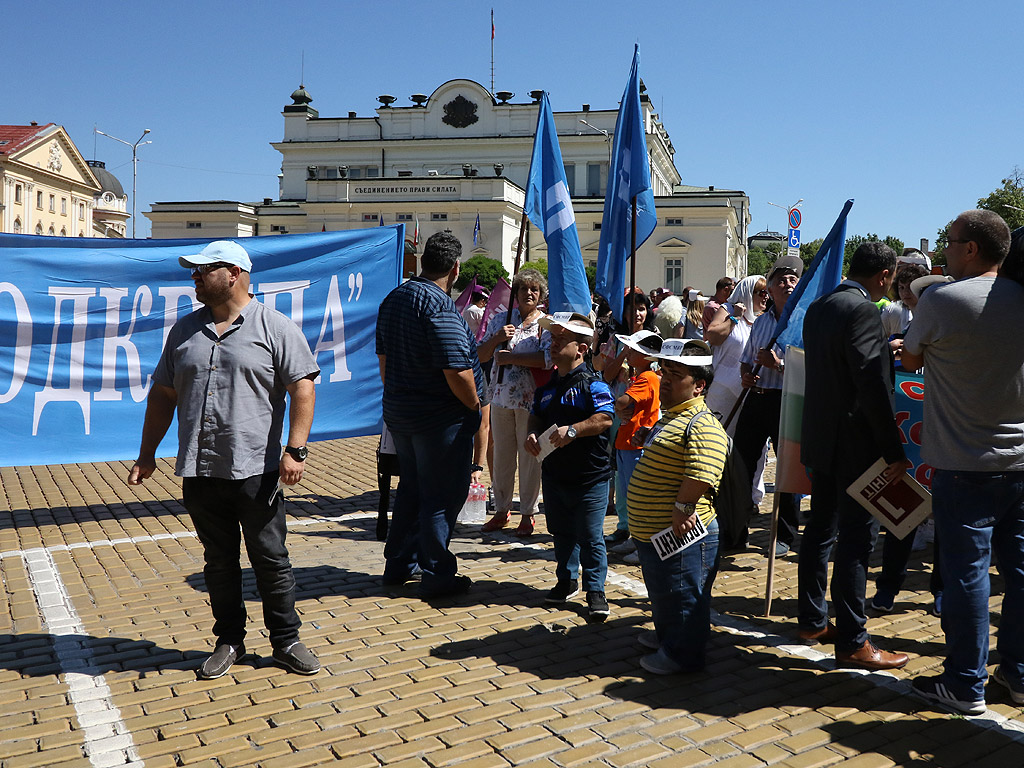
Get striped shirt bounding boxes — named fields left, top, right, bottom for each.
left=376, top=277, right=485, bottom=432
left=626, top=396, right=728, bottom=542
left=740, top=308, right=786, bottom=390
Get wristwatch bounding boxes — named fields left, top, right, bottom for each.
left=674, top=501, right=697, bottom=516
left=470, top=463, right=484, bottom=472
left=285, top=445, right=308, bottom=462
left=565, top=425, right=578, bottom=440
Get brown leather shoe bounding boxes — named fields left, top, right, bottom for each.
left=797, top=622, right=838, bottom=644
left=835, top=641, right=909, bottom=670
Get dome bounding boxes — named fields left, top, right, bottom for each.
left=86, top=160, right=125, bottom=198
left=290, top=84, right=313, bottom=105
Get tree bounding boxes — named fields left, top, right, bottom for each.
left=843, top=233, right=904, bottom=275
left=799, top=238, right=824, bottom=270
left=935, top=167, right=1024, bottom=265
left=747, top=242, right=781, bottom=278
left=454, top=255, right=509, bottom=291
left=526, top=258, right=597, bottom=292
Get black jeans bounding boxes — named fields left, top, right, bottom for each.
left=732, top=388, right=800, bottom=548
left=182, top=471, right=300, bottom=650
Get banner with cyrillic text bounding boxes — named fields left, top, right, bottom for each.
left=0, top=228, right=403, bottom=467
left=894, top=370, right=932, bottom=489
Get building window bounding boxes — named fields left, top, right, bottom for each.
left=563, top=164, right=576, bottom=196
left=431, top=212, right=447, bottom=221
left=270, top=225, right=288, bottom=232
left=186, top=221, right=203, bottom=229
left=666, top=217, right=683, bottom=226
left=60, top=227, right=66, bottom=236
left=593, top=222, right=602, bottom=230
left=48, top=226, right=55, bottom=236
left=13, top=218, right=21, bottom=234
left=665, top=258, right=684, bottom=294
left=349, top=168, right=362, bottom=179
left=362, top=213, right=379, bottom=222
left=79, top=202, right=85, bottom=220
left=36, top=223, right=43, bottom=235
left=61, top=198, right=67, bottom=215
left=14, top=185, right=21, bottom=204
left=366, top=167, right=379, bottom=178
left=587, top=163, right=602, bottom=197
left=396, top=213, right=413, bottom=222
left=49, top=195, right=55, bottom=213
left=37, top=191, right=43, bottom=209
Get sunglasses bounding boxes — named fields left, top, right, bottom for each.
left=191, top=262, right=234, bottom=276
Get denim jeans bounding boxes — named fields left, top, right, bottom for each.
left=932, top=468, right=1024, bottom=701
left=636, top=518, right=720, bottom=670
left=614, top=448, right=643, bottom=532
left=542, top=474, right=610, bottom=592
left=182, top=471, right=300, bottom=650
left=797, top=469, right=879, bottom=653
left=384, top=411, right=480, bottom=593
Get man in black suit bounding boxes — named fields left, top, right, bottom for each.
left=796, top=242, right=910, bottom=670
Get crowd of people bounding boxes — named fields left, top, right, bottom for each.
left=127, top=212, right=1024, bottom=716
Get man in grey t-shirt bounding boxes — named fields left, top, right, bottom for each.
left=903, top=210, right=1024, bottom=715
left=128, top=241, right=321, bottom=680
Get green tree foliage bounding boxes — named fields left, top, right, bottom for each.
left=800, top=238, right=824, bottom=269
left=525, top=258, right=597, bottom=292
left=454, top=255, right=509, bottom=291
left=746, top=242, right=781, bottom=278
left=842, top=234, right=904, bottom=275
left=934, top=168, right=1024, bottom=265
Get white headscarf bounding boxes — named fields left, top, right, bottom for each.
left=728, top=275, right=766, bottom=324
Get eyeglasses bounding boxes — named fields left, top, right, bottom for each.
left=191, top=262, right=233, bottom=276
left=757, top=290, right=770, bottom=297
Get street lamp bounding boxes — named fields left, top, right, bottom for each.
left=96, top=128, right=151, bottom=239
left=578, top=119, right=612, bottom=164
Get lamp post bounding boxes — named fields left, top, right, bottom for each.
left=767, top=198, right=803, bottom=226
left=96, top=128, right=151, bottom=238
left=578, top=119, right=612, bottom=164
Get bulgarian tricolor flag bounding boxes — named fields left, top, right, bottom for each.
left=776, top=347, right=812, bottom=494
left=772, top=200, right=853, bottom=494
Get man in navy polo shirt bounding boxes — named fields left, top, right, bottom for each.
left=376, top=231, right=485, bottom=599
left=525, top=312, right=615, bottom=622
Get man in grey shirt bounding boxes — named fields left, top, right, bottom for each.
left=128, top=240, right=321, bottom=679
left=903, top=209, right=1024, bottom=715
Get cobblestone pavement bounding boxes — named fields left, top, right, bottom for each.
left=2, top=436, right=1023, bottom=768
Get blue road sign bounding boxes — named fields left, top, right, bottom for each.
left=789, top=228, right=801, bottom=248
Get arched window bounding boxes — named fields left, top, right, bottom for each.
left=48, top=226, right=55, bottom=236
left=60, top=227, right=67, bottom=236
left=35, top=223, right=43, bottom=235
left=13, top=218, right=21, bottom=234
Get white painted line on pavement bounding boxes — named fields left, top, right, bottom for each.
left=22, top=547, right=143, bottom=768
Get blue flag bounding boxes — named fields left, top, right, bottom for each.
left=473, top=213, right=480, bottom=246
left=774, top=199, right=854, bottom=351
left=524, top=92, right=591, bottom=314
left=596, top=44, right=657, bottom=323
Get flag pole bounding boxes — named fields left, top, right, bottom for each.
left=496, top=211, right=529, bottom=383
left=763, top=491, right=782, bottom=616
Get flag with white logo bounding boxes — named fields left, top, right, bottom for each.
left=473, top=213, right=481, bottom=246
left=524, top=92, right=591, bottom=314
left=596, top=44, right=657, bottom=323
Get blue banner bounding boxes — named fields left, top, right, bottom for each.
left=524, top=92, right=591, bottom=315
left=0, top=228, right=403, bottom=467
left=596, top=44, right=657, bottom=323
left=894, top=370, right=932, bottom=489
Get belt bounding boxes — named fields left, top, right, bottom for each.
left=751, top=387, right=782, bottom=395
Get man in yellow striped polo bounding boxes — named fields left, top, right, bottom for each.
left=627, top=339, right=728, bottom=674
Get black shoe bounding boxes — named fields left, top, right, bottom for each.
left=869, top=588, right=897, bottom=614
left=605, top=528, right=629, bottom=545
left=273, top=642, right=321, bottom=675
left=544, top=579, right=580, bottom=604
left=586, top=591, right=610, bottom=622
left=420, top=575, right=472, bottom=600
left=198, top=643, right=245, bottom=679
left=382, top=569, right=422, bottom=587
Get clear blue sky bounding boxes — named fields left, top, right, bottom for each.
left=6, top=0, right=1021, bottom=247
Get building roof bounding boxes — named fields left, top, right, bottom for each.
left=0, top=123, right=57, bottom=156
left=86, top=160, right=125, bottom=198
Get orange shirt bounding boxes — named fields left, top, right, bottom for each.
left=614, top=369, right=661, bottom=451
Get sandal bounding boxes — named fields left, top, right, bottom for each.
left=481, top=512, right=510, bottom=532
left=513, top=515, right=535, bottom=537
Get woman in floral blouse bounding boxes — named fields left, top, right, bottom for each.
left=477, top=269, right=551, bottom=536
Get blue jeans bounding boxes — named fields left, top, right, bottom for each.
left=183, top=471, right=300, bottom=650
left=614, top=448, right=643, bottom=532
left=543, top=474, right=609, bottom=592
left=932, top=468, right=1024, bottom=701
left=635, top=518, right=720, bottom=670
left=797, top=469, right=879, bottom=652
left=384, top=412, right=480, bottom=593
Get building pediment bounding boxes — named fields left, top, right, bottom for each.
left=6, top=126, right=99, bottom=191
left=657, top=236, right=692, bottom=248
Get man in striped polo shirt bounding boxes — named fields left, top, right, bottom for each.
left=376, top=231, right=485, bottom=600
left=627, top=339, right=728, bottom=675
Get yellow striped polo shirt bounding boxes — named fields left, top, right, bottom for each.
left=626, top=396, right=728, bottom=542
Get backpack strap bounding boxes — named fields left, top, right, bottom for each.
left=682, top=407, right=723, bottom=503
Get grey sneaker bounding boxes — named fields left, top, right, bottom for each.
left=638, top=630, right=659, bottom=651
left=198, top=643, right=244, bottom=679
left=273, top=642, right=321, bottom=675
